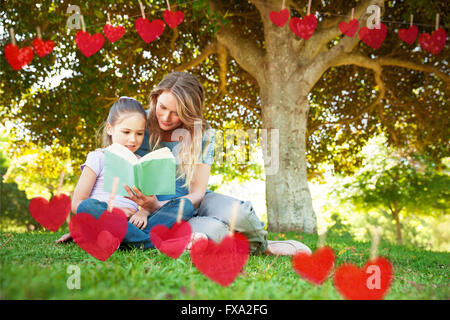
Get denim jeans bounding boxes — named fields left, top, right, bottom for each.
left=77, top=197, right=195, bottom=249
left=77, top=192, right=268, bottom=254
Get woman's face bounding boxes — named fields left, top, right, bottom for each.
left=155, top=91, right=182, bottom=132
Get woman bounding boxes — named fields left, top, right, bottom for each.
left=124, top=72, right=311, bottom=255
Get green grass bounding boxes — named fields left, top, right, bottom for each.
left=0, top=230, right=448, bottom=300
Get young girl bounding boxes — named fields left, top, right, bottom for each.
left=57, top=97, right=195, bottom=246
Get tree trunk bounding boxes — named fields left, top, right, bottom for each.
left=260, top=79, right=317, bottom=233
left=393, top=205, right=403, bottom=245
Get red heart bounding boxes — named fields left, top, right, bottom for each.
left=4, top=44, right=34, bottom=71
left=289, top=14, right=317, bottom=40
left=135, top=17, right=165, bottom=44
left=28, top=194, right=71, bottom=232
left=398, top=25, right=418, bottom=45
left=69, top=209, right=128, bottom=261
left=419, top=28, right=447, bottom=55
left=339, top=19, right=359, bottom=37
left=292, top=246, right=335, bottom=285
left=190, top=233, right=249, bottom=286
left=150, top=221, right=192, bottom=259
left=75, top=31, right=105, bottom=57
left=163, top=9, right=184, bottom=29
left=96, top=230, right=121, bottom=252
left=358, top=23, right=387, bottom=49
left=269, top=9, right=290, bottom=28
left=103, top=24, right=125, bottom=43
left=333, top=257, right=394, bottom=300
left=32, top=38, right=54, bottom=57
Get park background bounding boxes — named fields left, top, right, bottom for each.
left=0, top=0, right=449, bottom=299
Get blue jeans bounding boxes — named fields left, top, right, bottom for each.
left=76, top=197, right=195, bottom=249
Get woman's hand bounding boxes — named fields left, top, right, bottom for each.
left=124, top=185, right=162, bottom=213
left=128, top=209, right=150, bottom=230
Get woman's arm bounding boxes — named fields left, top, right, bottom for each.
left=124, top=163, right=211, bottom=212
left=180, top=163, right=210, bottom=210
left=71, top=166, right=97, bottom=214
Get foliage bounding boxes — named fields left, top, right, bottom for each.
left=0, top=135, right=34, bottom=231
left=330, top=135, right=449, bottom=245
left=0, top=0, right=448, bottom=188
left=342, top=136, right=449, bottom=216
left=308, top=0, right=450, bottom=178
left=4, top=137, right=77, bottom=200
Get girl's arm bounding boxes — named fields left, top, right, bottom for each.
left=71, top=166, right=97, bottom=214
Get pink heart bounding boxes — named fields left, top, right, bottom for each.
left=163, top=9, right=184, bottom=29
left=75, top=31, right=105, bottom=57
left=339, top=19, right=359, bottom=37
left=289, top=14, right=317, bottom=40
left=418, top=28, right=447, bottom=55
left=398, top=25, right=418, bottom=45
left=103, top=24, right=125, bottom=43
left=135, top=17, right=165, bottom=44
left=269, top=9, right=290, bottom=28
left=358, top=22, right=387, bottom=49
left=150, top=221, right=192, bottom=259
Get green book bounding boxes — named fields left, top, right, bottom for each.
left=103, top=143, right=176, bottom=197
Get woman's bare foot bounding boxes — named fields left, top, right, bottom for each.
left=55, top=233, right=72, bottom=244
left=265, top=240, right=312, bottom=256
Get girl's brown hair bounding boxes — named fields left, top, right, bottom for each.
left=97, top=97, right=147, bottom=148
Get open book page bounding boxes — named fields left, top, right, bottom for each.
left=139, top=147, right=174, bottom=163
left=104, top=143, right=139, bottom=165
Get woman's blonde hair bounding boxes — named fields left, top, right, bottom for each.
left=147, top=72, right=212, bottom=190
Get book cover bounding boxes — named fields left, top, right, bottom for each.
left=103, top=143, right=176, bottom=197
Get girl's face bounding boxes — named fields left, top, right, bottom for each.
left=155, top=91, right=183, bottom=132
left=106, top=113, right=146, bottom=153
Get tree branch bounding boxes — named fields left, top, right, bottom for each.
left=208, top=43, right=229, bottom=107
left=303, top=0, right=384, bottom=61
left=209, top=0, right=266, bottom=85
left=308, top=53, right=386, bottom=134
left=174, top=42, right=218, bottom=71
left=334, top=53, right=450, bottom=85
left=215, top=22, right=265, bottom=85
left=377, top=57, right=450, bottom=85
left=309, top=51, right=449, bottom=134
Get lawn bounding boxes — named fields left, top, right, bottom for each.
left=0, top=230, right=448, bottom=300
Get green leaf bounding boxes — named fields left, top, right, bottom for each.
left=94, top=9, right=104, bottom=20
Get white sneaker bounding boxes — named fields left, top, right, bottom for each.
left=186, top=232, right=208, bottom=251
left=266, top=240, right=312, bottom=256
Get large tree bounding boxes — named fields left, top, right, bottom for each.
left=1, top=0, right=448, bottom=233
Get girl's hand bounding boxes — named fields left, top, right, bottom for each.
left=128, top=209, right=150, bottom=230
left=120, top=207, right=137, bottom=219
left=124, top=185, right=161, bottom=213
